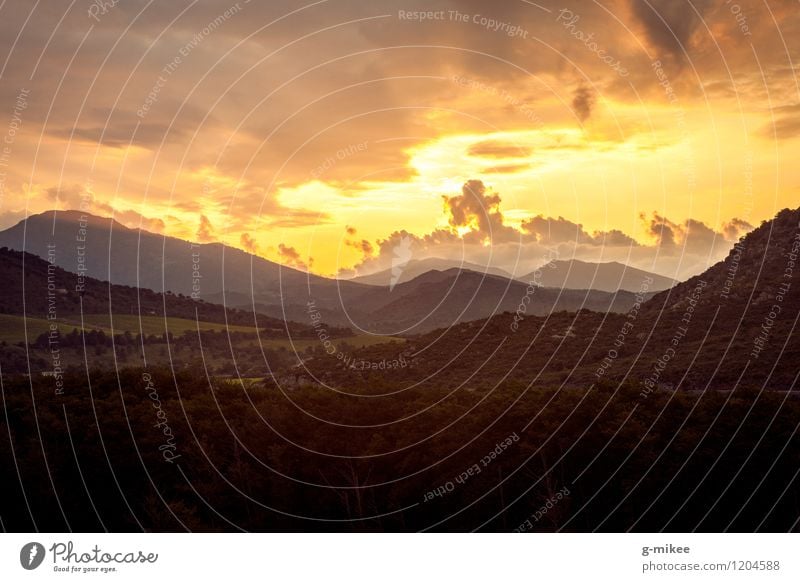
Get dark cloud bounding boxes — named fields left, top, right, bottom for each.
left=344, top=225, right=374, bottom=258
left=520, top=216, right=639, bottom=246
left=640, top=211, right=751, bottom=252
left=196, top=214, right=215, bottom=243
left=760, top=105, right=800, bottom=140
left=522, top=215, right=595, bottom=245
left=277, top=243, right=309, bottom=270
left=641, top=211, right=678, bottom=246
left=240, top=232, right=259, bottom=254
left=571, top=84, right=595, bottom=123
left=682, top=217, right=721, bottom=253
left=593, top=229, right=640, bottom=247
left=484, top=163, right=532, bottom=174
left=49, top=122, right=185, bottom=149
left=722, top=218, right=753, bottom=241
left=630, top=0, right=712, bottom=60
left=346, top=238, right=375, bottom=257
left=468, top=141, right=532, bottom=158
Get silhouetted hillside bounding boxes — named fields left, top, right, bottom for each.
left=1, top=211, right=658, bottom=334
left=0, top=246, right=342, bottom=336
left=519, top=259, right=677, bottom=293
left=306, top=207, right=800, bottom=392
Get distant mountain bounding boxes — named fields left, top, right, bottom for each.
left=0, top=246, right=334, bottom=336
left=235, top=267, right=655, bottom=334
left=350, top=258, right=513, bottom=287
left=309, top=207, right=800, bottom=391
left=0, top=211, right=658, bottom=335
left=518, top=259, right=677, bottom=292
left=0, top=210, right=352, bottom=302
left=333, top=268, right=651, bottom=334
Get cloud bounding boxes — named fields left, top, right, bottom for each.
left=197, top=215, right=215, bottom=243
left=640, top=211, right=751, bottom=254
left=277, top=243, right=309, bottom=270
left=722, top=218, right=753, bottom=241
left=594, top=229, right=640, bottom=246
left=0, top=0, right=790, bottom=281
left=630, top=0, right=712, bottom=60
left=484, top=163, right=533, bottom=174
left=760, top=105, right=800, bottom=140
left=571, top=84, right=596, bottom=123
left=467, top=141, right=532, bottom=158
left=344, top=225, right=375, bottom=258
left=521, top=216, right=640, bottom=247
left=43, top=186, right=167, bottom=233
left=522, top=215, right=593, bottom=245
left=641, top=211, right=678, bottom=246
left=442, top=179, right=519, bottom=243
left=240, top=232, right=259, bottom=254
left=345, top=179, right=753, bottom=281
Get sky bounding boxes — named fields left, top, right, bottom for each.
left=0, top=0, right=798, bottom=280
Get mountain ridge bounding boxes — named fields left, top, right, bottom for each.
left=518, top=258, right=677, bottom=293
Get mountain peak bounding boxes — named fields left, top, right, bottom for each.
left=20, top=209, right=129, bottom=231
left=522, top=258, right=677, bottom=293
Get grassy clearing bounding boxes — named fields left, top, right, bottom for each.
left=0, top=314, right=53, bottom=343
left=0, top=313, right=401, bottom=351
left=0, top=313, right=258, bottom=343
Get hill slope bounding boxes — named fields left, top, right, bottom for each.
left=519, top=259, right=677, bottom=292
left=306, top=207, right=800, bottom=391
left=349, top=258, right=513, bottom=287
left=0, top=246, right=335, bottom=337
left=1, top=211, right=660, bottom=334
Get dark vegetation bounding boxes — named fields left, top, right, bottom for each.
left=0, top=370, right=797, bottom=531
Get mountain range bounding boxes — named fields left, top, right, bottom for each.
left=518, top=259, right=677, bottom=292
left=349, top=258, right=514, bottom=286
left=0, top=210, right=672, bottom=334
left=309, top=206, right=800, bottom=391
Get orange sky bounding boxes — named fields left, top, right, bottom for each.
left=0, top=0, right=798, bottom=279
